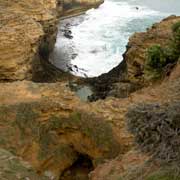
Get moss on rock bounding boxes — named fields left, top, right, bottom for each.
left=47, top=112, right=120, bottom=159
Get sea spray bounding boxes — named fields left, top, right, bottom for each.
left=50, top=0, right=179, bottom=77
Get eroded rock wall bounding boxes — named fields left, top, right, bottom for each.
left=0, top=0, right=103, bottom=82
left=0, top=80, right=132, bottom=179
left=0, top=0, right=59, bottom=81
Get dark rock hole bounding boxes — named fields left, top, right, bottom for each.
left=60, top=154, right=94, bottom=180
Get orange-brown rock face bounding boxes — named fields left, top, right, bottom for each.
left=0, top=63, right=179, bottom=179
left=90, top=150, right=149, bottom=180
left=0, top=80, right=133, bottom=179
left=0, top=0, right=58, bottom=81
left=0, top=10, right=44, bottom=81
left=0, top=1, right=179, bottom=179
left=124, top=15, right=180, bottom=85
left=0, top=0, right=104, bottom=82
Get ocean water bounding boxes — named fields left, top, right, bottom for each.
left=50, top=0, right=180, bottom=77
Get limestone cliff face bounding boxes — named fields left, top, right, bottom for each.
left=0, top=9, right=43, bottom=81
left=0, top=0, right=103, bottom=81
left=0, top=52, right=179, bottom=180
left=0, top=0, right=58, bottom=81
left=90, top=16, right=180, bottom=180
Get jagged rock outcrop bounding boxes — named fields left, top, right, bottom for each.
left=0, top=0, right=103, bottom=82
left=0, top=60, right=179, bottom=179
left=90, top=150, right=149, bottom=180
left=91, top=149, right=180, bottom=180
left=90, top=63, right=180, bottom=180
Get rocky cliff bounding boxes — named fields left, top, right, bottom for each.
left=0, top=49, right=179, bottom=179
left=91, top=61, right=180, bottom=180
left=0, top=0, right=180, bottom=179
left=0, top=0, right=103, bottom=82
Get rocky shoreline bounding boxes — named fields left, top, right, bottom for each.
left=0, top=0, right=104, bottom=82
left=0, top=0, right=180, bottom=180
left=87, top=15, right=180, bottom=101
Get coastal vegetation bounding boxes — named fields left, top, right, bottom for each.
left=145, top=21, right=180, bottom=80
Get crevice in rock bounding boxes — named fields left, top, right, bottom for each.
left=60, top=154, right=93, bottom=180
left=84, top=60, right=142, bottom=101
left=32, top=39, right=74, bottom=83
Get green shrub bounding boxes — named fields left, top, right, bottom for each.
left=172, top=22, right=180, bottom=57
left=146, top=45, right=167, bottom=69
left=144, top=22, right=180, bottom=80
left=172, top=21, right=180, bottom=33
left=144, top=45, right=167, bottom=80
left=166, top=21, right=180, bottom=63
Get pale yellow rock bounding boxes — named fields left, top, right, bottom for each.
left=0, top=10, right=44, bottom=81
left=0, top=0, right=59, bottom=81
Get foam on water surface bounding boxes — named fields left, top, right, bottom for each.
left=51, top=0, right=179, bottom=77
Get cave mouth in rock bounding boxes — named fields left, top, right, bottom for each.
left=60, top=154, right=94, bottom=180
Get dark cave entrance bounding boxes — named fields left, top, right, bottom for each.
left=60, top=154, right=94, bottom=180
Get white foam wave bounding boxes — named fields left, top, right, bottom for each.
left=70, top=0, right=163, bottom=77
